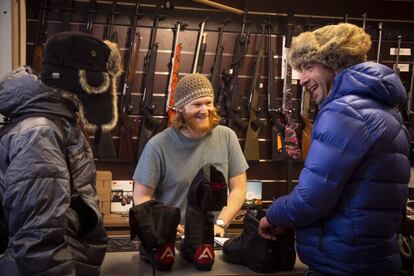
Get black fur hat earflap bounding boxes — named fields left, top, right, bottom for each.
left=41, top=32, right=122, bottom=133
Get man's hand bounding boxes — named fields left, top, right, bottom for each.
left=258, top=216, right=284, bottom=240
left=214, top=224, right=225, bottom=237
left=177, top=224, right=185, bottom=238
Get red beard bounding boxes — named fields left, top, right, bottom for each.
left=183, top=112, right=215, bottom=135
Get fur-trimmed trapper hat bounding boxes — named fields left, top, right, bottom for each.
left=288, top=23, right=372, bottom=71
left=41, top=32, right=122, bottom=133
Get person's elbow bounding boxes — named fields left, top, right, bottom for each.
left=133, top=181, right=154, bottom=205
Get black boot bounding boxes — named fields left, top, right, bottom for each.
left=129, top=200, right=180, bottom=271
left=223, top=206, right=296, bottom=273
left=180, top=164, right=227, bottom=271
left=179, top=205, right=215, bottom=271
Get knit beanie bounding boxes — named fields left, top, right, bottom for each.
left=174, top=74, right=214, bottom=110
left=288, top=23, right=371, bottom=71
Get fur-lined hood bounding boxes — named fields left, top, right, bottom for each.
left=288, top=23, right=371, bottom=71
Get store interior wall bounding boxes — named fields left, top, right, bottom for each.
left=18, top=0, right=414, bottom=201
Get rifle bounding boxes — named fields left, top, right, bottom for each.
left=93, top=0, right=119, bottom=161
left=408, top=57, right=414, bottom=140
left=282, top=12, right=301, bottom=160
left=61, top=0, right=73, bottom=32
left=300, top=89, right=313, bottom=161
left=118, top=1, right=142, bottom=162
left=300, top=18, right=316, bottom=161
left=393, top=35, right=402, bottom=75
left=166, top=22, right=186, bottom=126
left=192, top=18, right=208, bottom=73
left=78, top=1, right=97, bottom=147
left=137, top=12, right=165, bottom=160
left=376, top=22, right=383, bottom=63
left=222, top=0, right=250, bottom=128
left=243, top=23, right=267, bottom=161
left=32, top=0, right=48, bottom=72
left=83, top=0, right=97, bottom=34
left=267, top=24, right=285, bottom=161
left=211, top=18, right=230, bottom=105
left=362, top=13, right=367, bottom=30
left=106, top=0, right=119, bottom=42
left=393, top=35, right=410, bottom=127
left=59, top=0, right=96, bottom=149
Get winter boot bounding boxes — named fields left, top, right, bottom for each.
left=222, top=206, right=296, bottom=272
left=180, top=164, right=227, bottom=271
left=129, top=200, right=180, bottom=271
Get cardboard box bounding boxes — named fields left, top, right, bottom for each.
left=96, top=170, right=112, bottom=180
left=96, top=171, right=112, bottom=202
left=100, top=200, right=111, bottom=215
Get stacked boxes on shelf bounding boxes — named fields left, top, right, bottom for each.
left=96, top=170, right=112, bottom=215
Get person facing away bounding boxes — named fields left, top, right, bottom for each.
left=0, top=32, right=122, bottom=275
left=133, top=73, right=248, bottom=237
left=259, top=23, right=410, bottom=275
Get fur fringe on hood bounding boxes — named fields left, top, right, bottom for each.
left=288, top=23, right=372, bottom=71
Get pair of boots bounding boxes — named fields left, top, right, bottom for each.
left=129, top=164, right=227, bottom=272
left=222, top=205, right=296, bottom=273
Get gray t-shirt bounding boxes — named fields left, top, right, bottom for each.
left=133, top=125, right=249, bottom=221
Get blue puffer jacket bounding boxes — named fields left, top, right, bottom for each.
left=266, top=62, right=410, bottom=275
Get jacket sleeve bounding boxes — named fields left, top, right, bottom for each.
left=266, top=102, right=374, bottom=229
left=1, top=120, right=74, bottom=275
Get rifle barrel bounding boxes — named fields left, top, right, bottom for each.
left=376, top=22, right=383, bottom=63
left=166, top=22, right=182, bottom=113
left=192, top=18, right=208, bottom=73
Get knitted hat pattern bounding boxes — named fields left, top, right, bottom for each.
left=288, top=23, right=372, bottom=71
left=174, top=73, right=214, bottom=110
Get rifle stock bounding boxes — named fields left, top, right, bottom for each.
left=267, top=23, right=286, bottom=161
left=32, top=46, right=43, bottom=74
left=408, top=57, right=414, bottom=140
left=224, top=3, right=250, bottom=129
left=243, top=23, right=266, bottom=160
left=84, top=0, right=97, bottom=34
left=196, top=34, right=207, bottom=73
left=93, top=0, right=119, bottom=162
left=301, top=90, right=313, bottom=161
left=118, top=1, right=142, bottom=162
left=166, top=43, right=182, bottom=125
left=166, top=22, right=186, bottom=126
left=61, top=0, right=73, bottom=32
left=282, top=13, right=301, bottom=160
left=32, top=0, right=48, bottom=72
left=211, top=18, right=230, bottom=105
left=137, top=13, right=164, bottom=160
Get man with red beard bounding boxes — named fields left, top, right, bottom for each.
left=132, top=73, right=248, bottom=268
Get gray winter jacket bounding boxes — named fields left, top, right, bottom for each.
left=0, top=66, right=107, bottom=275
